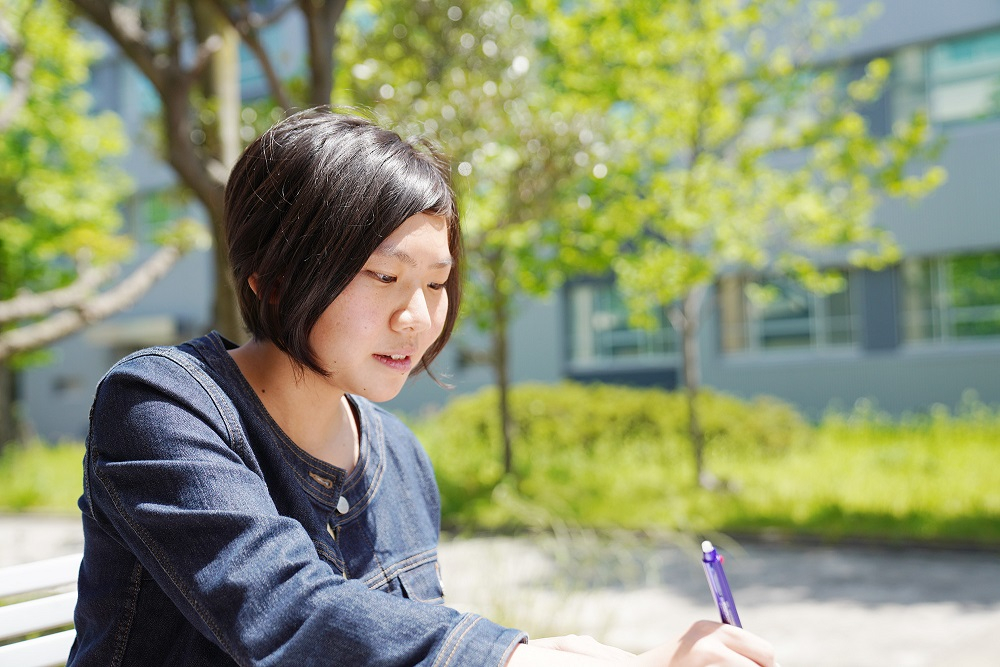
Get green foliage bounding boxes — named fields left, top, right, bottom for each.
left=411, top=383, right=1000, bottom=547
left=535, top=0, right=949, bottom=485
left=0, top=0, right=132, bottom=303
left=0, top=440, right=82, bottom=512
left=543, top=0, right=946, bottom=317
left=336, top=0, right=609, bottom=331
left=412, top=382, right=811, bottom=530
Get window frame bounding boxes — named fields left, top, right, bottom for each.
left=717, top=270, right=861, bottom=357
left=901, top=252, right=1000, bottom=345
left=565, top=280, right=679, bottom=371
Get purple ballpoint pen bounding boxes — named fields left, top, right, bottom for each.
left=702, top=540, right=742, bottom=628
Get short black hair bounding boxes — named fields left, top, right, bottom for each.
left=224, top=107, right=462, bottom=378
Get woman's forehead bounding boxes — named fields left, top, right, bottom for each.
left=372, top=213, right=452, bottom=262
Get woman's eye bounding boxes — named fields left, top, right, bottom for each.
left=428, top=282, right=446, bottom=291
left=368, top=271, right=395, bottom=284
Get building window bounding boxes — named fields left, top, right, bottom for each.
left=893, top=29, right=1000, bottom=125
left=902, top=253, right=1000, bottom=342
left=567, top=282, right=677, bottom=367
left=87, top=58, right=122, bottom=113
left=718, top=272, right=859, bottom=354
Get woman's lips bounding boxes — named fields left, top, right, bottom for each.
left=374, top=353, right=412, bottom=372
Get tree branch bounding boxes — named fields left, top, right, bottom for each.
left=0, top=244, right=185, bottom=361
left=0, top=264, right=118, bottom=324
left=69, top=0, right=224, bottom=200
left=66, top=0, right=165, bottom=93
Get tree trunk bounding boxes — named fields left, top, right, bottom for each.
left=66, top=0, right=353, bottom=343
left=677, top=285, right=712, bottom=488
left=206, top=9, right=244, bottom=341
left=0, top=362, right=14, bottom=449
left=486, top=251, right=515, bottom=476
left=493, top=293, right=514, bottom=476
left=302, top=0, right=348, bottom=107
left=209, top=214, right=243, bottom=340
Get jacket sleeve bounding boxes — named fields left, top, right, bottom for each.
left=82, top=351, right=526, bottom=667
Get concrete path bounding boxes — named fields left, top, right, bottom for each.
left=439, top=532, right=1000, bottom=667
left=3, top=515, right=998, bottom=666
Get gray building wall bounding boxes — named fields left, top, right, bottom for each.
left=879, top=121, right=1000, bottom=256
left=835, top=0, right=1000, bottom=58
left=703, top=332, right=1000, bottom=419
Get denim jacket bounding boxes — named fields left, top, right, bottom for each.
left=68, top=332, right=526, bottom=666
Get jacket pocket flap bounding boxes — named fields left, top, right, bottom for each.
left=397, top=561, right=445, bottom=604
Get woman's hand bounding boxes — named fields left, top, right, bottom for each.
left=508, top=622, right=775, bottom=667
left=508, top=635, right=629, bottom=666
left=635, top=620, right=776, bottom=667
left=531, top=634, right=637, bottom=660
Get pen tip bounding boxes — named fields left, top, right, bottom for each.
left=701, top=540, right=714, bottom=553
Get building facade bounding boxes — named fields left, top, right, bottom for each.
left=20, top=0, right=1000, bottom=440
left=558, top=0, right=1000, bottom=418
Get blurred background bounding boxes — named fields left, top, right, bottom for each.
left=1, top=0, right=999, bottom=665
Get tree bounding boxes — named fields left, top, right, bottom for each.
left=546, top=0, right=946, bottom=487
left=65, top=0, right=350, bottom=341
left=337, top=0, right=607, bottom=475
left=0, top=0, right=203, bottom=445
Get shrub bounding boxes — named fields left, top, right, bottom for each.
left=410, top=382, right=812, bottom=532
left=0, top=440, right=84, bottom=513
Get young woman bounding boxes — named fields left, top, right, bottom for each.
left=69, top=108, right=775, bottom=667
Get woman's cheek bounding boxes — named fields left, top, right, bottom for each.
left=431, top=293, right=449, bottom=334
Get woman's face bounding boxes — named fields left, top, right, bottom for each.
left=308, top=212, right=453, bottom=402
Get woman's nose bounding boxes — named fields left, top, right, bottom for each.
left=392, top=289, right=432, bottom=332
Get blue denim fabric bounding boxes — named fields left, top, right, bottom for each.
left=68, top=332, right=526, bottom=666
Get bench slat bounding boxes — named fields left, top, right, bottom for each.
left=0, top=554, right=81, bottom=598
left=0, top=592, right=77, bottom=642
left=0, top=628, right=76, bottom=667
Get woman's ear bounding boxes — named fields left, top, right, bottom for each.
left=250, top=274, right=282, bottom=304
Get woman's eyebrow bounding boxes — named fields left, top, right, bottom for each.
left=375, top=245, right=453, bottom=269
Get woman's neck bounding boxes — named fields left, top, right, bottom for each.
left=228, top=340, right=360, bottom=475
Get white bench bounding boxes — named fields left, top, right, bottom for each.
left=0, top=553, right=81, bottom=667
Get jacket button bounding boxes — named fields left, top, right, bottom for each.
left=337, top=495, right=350, bottom=514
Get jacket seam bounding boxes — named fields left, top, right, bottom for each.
left=109, top=558, right=143, bottom=667
left=314, top=540, right=347, bottom=577
left=432, top=615, right=482, bottom=667
left=361, top=548, right=438, bottom=589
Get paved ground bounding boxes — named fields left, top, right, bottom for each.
left=4, top=515, right=999, bottom=666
